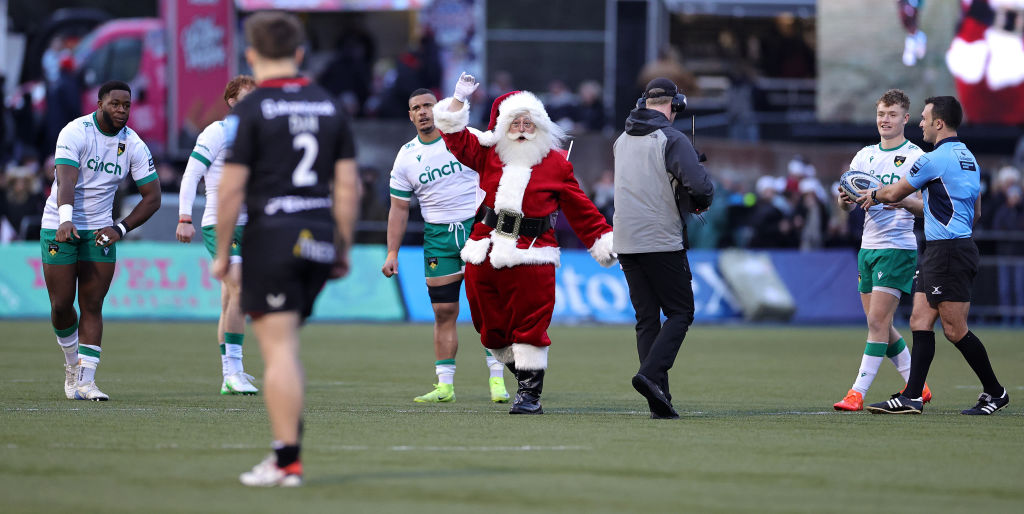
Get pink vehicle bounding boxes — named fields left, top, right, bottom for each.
left=74, top=18, right=168, bottom=156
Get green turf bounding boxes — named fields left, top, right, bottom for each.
left=1, top=321, right=1022, bottom=513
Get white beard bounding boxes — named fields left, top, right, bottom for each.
left=494, top=130, right=553, bottom=167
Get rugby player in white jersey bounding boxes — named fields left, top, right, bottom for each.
left=41, top=80, right=161, bottom=401
left=177, top=75, right=259, bottom=396
left=833, top=89, right=931, bottom=411
left=381, top=88, right=510, bottom=404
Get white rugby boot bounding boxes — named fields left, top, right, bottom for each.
left=221, top=372, right=259, bottom=395
left=240, top=454, right=302, bottom=487
left=74, top=381, right=109, bottom=401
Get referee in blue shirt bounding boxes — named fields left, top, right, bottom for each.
left=857, top=96, right=1008, bottom=415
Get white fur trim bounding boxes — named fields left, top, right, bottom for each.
left=487, top=346, right=515, bottom=364
left=487, top=235, right=560, bottom=269
left=946, top=38, right=988, bottom=84
left=985, top=28, right=1024, bottom=89
left=432, top=97, right=470, bottom=134
left=512, top=343, right=548, bottom=370
left=460, top=237, right=491, bottom=265
left=588, top=231, right=617, bottom=268
left=476, top=130, right=498, bottom=147
left=493, top=164, right=532, bottom=213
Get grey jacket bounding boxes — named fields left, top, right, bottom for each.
left=612, top=108, right=714, bottom=253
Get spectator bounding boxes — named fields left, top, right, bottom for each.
left=545, top=80, right=578, bottom=130
left=44, top=53, right=81, bottom=154
left=591, top=169, right=615, bottom=223
left=575, top=80, right=606, bottom=132
left=793, top=177, right=828, bottom=250
left=992, top=185, right=1024, bottom=325
left=637, top=46, right=698, bottom=97
left=748, top=176, right=794, bottom=248
left=1, top=158, right=44, bottom=241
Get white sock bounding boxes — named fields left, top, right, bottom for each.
left=852, top=341, right=887, bottom=394
left=435, top=360, right=455, bottom=385
left=485, top=352, right=504, bottom=379
left=78, top=344, right=101, bottom=384
left=889, top=347, right=912, bottom=382
left=57, top=332, right=79, bottom=367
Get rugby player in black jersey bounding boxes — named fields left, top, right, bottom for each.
left=212, top=11, right=359, bottom=487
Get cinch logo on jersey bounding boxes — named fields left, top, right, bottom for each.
left=292, top=229, right=335, bottom=263
left=871, top=171, right=902, bottom=185
left=419, top=160, right=465, bottom=184
left=86, top=158, right=122, bottom=175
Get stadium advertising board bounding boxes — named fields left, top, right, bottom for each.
left=234, top=0, right=429, bottom=10
left=164, top=0, right=236, bottom=154
left=0, top=243, right=403, bottom=321
left=396, top=248, right=744, bottom=323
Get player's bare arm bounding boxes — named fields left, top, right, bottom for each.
left=447, top=72, right=479, bottom=112
left=331, top=158, right=359, bottom=279
left=213, top=162, right=249, bottom=280
left=883, top=190, right=924, bottom=216
left=859, top=177, right=917, bottom=209
left=382, top=197, right=411, bottom=278
left=54, top=163, right=80, bottom=242
left=973, top=196, right=981, bottom=224
left=95, top=180, right=162, bottom=247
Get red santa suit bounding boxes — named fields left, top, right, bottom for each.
left=432, top=91, right=615, bottom=379
left=946, top=0, right=1024, bottom=124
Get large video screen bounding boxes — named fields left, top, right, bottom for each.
left=818, top=0, right=1024, bottom=126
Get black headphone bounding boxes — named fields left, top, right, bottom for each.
left=636, top=86, right=687, bottom=113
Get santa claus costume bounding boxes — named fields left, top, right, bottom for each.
left=432, top=89, right=616, bottom=414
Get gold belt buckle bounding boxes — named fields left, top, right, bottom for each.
left=494, top=209, right=522, bottom=239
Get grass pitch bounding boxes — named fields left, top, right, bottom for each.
left=1, top=321, right=1022, bottom=513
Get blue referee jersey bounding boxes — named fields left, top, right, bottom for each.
left=905, top=137, right=979, bottom=241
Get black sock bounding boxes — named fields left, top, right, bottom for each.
left=954, top=331, right=1004, bottom=396
left=904, top=331, right=935, bottom=399
left=275, top=444, right=301, bottom=468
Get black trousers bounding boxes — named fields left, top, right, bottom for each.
left=619, top=251, right=695, bottom=401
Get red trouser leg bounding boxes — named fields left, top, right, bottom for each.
left=465, top=259, right=556, bottom=349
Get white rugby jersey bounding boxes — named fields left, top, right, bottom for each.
left=848, top=139, right=924, bottom=250
left=179, top=120, right=248, bottom=227
left=389, top=134, right=480, bottom=224
left=43, top=112, right=157, bottom=230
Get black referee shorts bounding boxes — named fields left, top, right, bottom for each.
left=915, top=238, right=978, bottom=308
left=240, top=217, right=336, bottom=320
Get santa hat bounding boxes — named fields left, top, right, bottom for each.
left=475, top=90, right=564, bottom=148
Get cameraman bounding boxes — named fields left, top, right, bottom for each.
left=613, top=78, right=713, bottom=419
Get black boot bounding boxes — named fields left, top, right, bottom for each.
left=509, top=368, right=544, bottom=415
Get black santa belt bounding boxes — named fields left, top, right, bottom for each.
left=476, top=205, right=552, bottom=239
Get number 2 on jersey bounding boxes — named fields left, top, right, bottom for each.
left=292, top=133, right=319, bottom=187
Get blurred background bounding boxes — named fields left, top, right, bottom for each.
left=1, top=0, right=1022, bottom=325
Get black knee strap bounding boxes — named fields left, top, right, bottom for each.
left=428, top=279, right=463, bottom=303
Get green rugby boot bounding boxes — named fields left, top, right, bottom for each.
left=414, top=383, right=455, bottom=403
left=489, top=376, right=510, bottom=403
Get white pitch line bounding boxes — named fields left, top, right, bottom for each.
left=30, top=442, right=588, bottom=452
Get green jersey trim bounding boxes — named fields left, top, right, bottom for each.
left=54, top=158, right=80, bottom=168
left=190, top=151, right=212, bottom=168
left=135, top=173, right=158, bottom=186
left=92, top=112, right=120, bottom=137
left=390, top=187, right=413, bottom=198
left=417, top=134, right=443, bottom=145
left=877, top=139, right=909, bottom=152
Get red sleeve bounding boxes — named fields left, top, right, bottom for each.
left=558, top=159, right=612, bottom=248
left=440, top=129, right=489, bottom=173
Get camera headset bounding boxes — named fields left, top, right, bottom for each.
left=636, top=81, right=687, bottom=113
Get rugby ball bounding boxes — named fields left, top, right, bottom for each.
left=839, top=170, right=882, bottom=199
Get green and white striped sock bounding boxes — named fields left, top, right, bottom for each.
left=852, top=341, right=887, bottom=394
left=54, top=320, right=79, bottom=367
left=435, top=359, right=455, bottom=385
left=78, top=344, right=101, bottom=384
left=887, top=337, right=912, bottom=382
left=222, top=333, right=244, bottom=376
